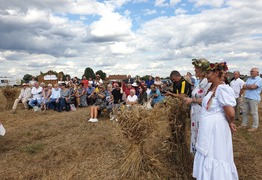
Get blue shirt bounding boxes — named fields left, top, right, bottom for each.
left=50, top=88, right=61, bottom=99
left=245, top=76, right=262, bottom=101
left=86, top=87, right=95, bottom=95
left=149, top=89, right=163, bottom=104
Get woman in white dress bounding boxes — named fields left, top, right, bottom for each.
left=184, top=58, right=211, bottom=154
left=193, top=62, right=238, bottom=180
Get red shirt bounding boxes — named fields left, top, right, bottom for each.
left=81, top=79, right=89, bottom=88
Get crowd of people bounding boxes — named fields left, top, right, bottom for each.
left=4, top=60, right=262, bottom=179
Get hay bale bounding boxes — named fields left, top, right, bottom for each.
left=2, top=86, right=18, bottom=110
left=116, top=96, right=193, bottom=179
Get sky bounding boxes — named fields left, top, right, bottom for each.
left=0, top=0, right=262, bottom=78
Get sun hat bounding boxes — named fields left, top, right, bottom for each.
left=22, top=83, right=28, bottom=86
left=132, top=82, right=138, bottom=87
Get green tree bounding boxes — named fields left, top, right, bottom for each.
left=23, top=74, right=33, bottom=83
left=83, top=67, right=96, bottom=79
left=95, top=70, right=106, bottom=80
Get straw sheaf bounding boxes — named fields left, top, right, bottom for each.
left=2, top=86, right=19, bottom=110
left=116, top=96, right=193, bottom=179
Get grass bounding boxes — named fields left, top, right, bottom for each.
left=22, top=143, right=45, bottom=154
left=0, top=88, right=262, bottom=179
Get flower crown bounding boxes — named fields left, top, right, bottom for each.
left=207, top=62, right=228, bottom=71
left=192, top=58, right=210, bottom=71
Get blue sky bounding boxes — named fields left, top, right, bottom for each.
left=0, top=0, right=261, bottom=78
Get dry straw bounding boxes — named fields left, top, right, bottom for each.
left=2, top=86, right=18, bottom=110
left=116, top=96, right=193, bottom=179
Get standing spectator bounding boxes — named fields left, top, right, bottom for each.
left=29, top=76, right=37, bottom=87
left=230, top=71, right=245, bottom=120
left=28, top=82, right=43, bottom=108
left=165, top=70, right=192, bottom=98
left=124, top=75, right=134, bottom=84
left=193, top=62, right=238, bottom=179
left=184, top=58, right=211, bottom=154
left=58, top=77, right=65, bottom=85
left=81, top=75, right=89, bottom=88
left=240, top=67, right=262, bottom=132
left=107, top=82, right=123, bottom=120
left=94, top=74, right=103, bottom=87
left=88, top=78, right=94, bottom=87
left=11, top=83, right=31, bottom=113
left=145, top=75, right=154, bottom=88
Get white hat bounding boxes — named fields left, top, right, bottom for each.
left=132, top=82, right=138, bottom=87
left=154, top=81, right=162, bottom=86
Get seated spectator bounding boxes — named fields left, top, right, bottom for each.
left=161, top=81, right=169, bottom=95
left=137, top=85, right=148, bottom=105
left=57, top=83, right=70, bottom=112
left=149, top=84, right=163, bottom=106
left=88, top=78, right=94, bottom=87
left=67, top=82, right=77, bottom=106
left=88, top=86, right=106, bottom=122
left=105, top=84, right=113, bottom=105
left=28, top=82, right=43, bottom=108
left=46, top=84, right=61, bottom=110
left=11, top=83, right=31, bottom=113
left=145, top=84, right=151, bottom=98
left=41, top=85, right=52, bottom=111
left=123, top=82, right=134, bottom=101
left=86, top=83, right=95, bottom=105
left=126, top=89, right=138, bottom=106
left=75, top=83, right=87, bottom=107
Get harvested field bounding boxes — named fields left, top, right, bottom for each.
left=0, top=88, right=262, bottom=179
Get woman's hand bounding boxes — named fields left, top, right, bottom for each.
left=229, top=122, right=237, bottom=132
left=184, top=97, right=193, bottom=105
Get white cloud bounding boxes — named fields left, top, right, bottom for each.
left=90, top=12, right=132, bottom=38
left=155, top=0, right=169, bottom=7
left=175, top=8, right=187, bottom=15
left=170, top=0, right=181, bottom=6
left=190, top=0, right=225, bottom=8
left=144, top=9, right=157, bottom=15
left=0, top=0, right=261, bottom=78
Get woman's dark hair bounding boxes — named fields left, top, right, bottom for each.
left=139, top=84, right=146, bottom=94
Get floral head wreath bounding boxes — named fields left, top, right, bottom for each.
left=207, top=62, right=228, bottom=71
left=192, top=58, right=210, bottom=71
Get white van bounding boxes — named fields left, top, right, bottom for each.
left=0, top=76, right=21, bottom=87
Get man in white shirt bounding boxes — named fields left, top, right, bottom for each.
left=230, top=71, right=245, bottom=120
left=46, top=84, right=61, bottom=110
left=28, top=81, right=43, bottom=108
left=11, top=83, right=32, bottom=113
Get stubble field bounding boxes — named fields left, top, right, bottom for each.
left=0, top=88, right=261, bottom=180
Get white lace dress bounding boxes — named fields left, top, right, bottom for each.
left=190, top=78, right=211, bottom=154
left=193, top=84, right=238, bottom=180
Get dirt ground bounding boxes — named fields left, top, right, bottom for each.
left=0, top=89, right=262, bottom=180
